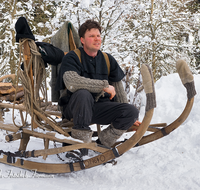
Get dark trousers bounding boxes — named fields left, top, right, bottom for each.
left=63, top=90, right=139, bottom=130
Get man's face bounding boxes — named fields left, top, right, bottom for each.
left=80, top=28, right=101, bottom=54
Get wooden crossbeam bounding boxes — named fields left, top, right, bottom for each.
left=0, top=102, right=62, bottom=117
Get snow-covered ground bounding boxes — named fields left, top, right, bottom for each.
left=0, top=72, right=200, bottom=190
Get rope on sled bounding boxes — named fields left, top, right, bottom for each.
left=12, top=38, right=57, bottom=131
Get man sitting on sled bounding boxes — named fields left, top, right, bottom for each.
left=56, top=19, right=140, bottom=147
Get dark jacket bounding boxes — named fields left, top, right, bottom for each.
left=56, top=47, right=125, bottom=104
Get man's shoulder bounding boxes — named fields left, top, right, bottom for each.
left=64, top=49, right=77, bottom=57
left=63, top=49, right=81, bottom=63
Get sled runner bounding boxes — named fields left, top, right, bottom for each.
left=121, top=59, right=196, bottom=148
left=0, top=18, right=196, bottom=174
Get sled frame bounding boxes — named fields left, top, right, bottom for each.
left=0, top=23, right=195, bottom=174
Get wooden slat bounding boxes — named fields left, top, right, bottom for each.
left=149, top=123, right=167, bottom=127
left=0, top=122, right=78, bottom=145
left=0, top=74, right=16, bottom=83
left=19, top=110, right=25, bottom=124
left=0, top=109, right=3, bottom=122
left=127, top=123, right=166, bottom=133
left=0, top=83, right=12, bottom=87
left=0, top=102, right=62, bottom=117
left=33, top=109, right=69, bottom=137
left=18, top=133, right=30, bottom=151
left=0, top=86, right=16, bottom=94
left=0, top=121, right=19, bottom=132
left=22, top=128, right=79, bottom=145
left=43, top=132, right=55, bottom=160
left=43, top=138, right=50, bottom=160
left=27, top=142, right=108, bottom=158
left=5, top=133, right=22, bottom=142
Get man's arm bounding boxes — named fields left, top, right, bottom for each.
left=63, top=71, right=109, bottom=93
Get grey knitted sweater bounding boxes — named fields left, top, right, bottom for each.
left=63, top=71, right=128, bottom=103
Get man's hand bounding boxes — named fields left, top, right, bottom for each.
left=103, top=85, right=116, bottom=100
left=134, top=120, right=141, bottom=126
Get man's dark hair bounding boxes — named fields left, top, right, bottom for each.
left=78, top=19, right=102, bottom=38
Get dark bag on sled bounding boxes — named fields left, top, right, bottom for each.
left=15, top=17, right=35, bottom=42
left=35, top=42, right=64, bottom=66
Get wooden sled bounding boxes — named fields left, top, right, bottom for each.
left=0, top=34, right=156, bottom=173
left=0, top=21, right=195, bottom=174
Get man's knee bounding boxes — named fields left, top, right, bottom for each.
left=74, top=89, right=91, bottom=97
left=63, top=89, right=94, bottom=123
left=123, top=104, right=139, bottom=128
left=128, top=104, right=139, bottom=119
left=112, top=104, right=139, bottom=130
left=72, top=89, right=94, bottom=102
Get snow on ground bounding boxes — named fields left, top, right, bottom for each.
left=0, top=73, right=200, bottom=190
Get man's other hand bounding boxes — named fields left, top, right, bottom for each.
left=103, top=85, right=116, bottom=100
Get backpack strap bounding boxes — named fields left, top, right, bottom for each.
left=74, top=49, right=110, bottom=76
left=102, top=52, right=110, bottom=76
left=74, top=48, right=81, bottom=63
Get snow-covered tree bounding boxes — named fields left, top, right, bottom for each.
left=0, top=0, right=19, bottom=76
left=112, top=0, right=200, bottom=82
left=0, top=0, right=60, bottom=77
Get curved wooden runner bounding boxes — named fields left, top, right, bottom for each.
left=135, top=97, right=194, bottom=147
left=134, top=59, right=196, bottom=147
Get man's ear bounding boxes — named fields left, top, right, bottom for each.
left=80, top=37, right=85, bottom=45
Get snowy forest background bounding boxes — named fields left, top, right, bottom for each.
left=1, top=0, right=200, bottom=103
